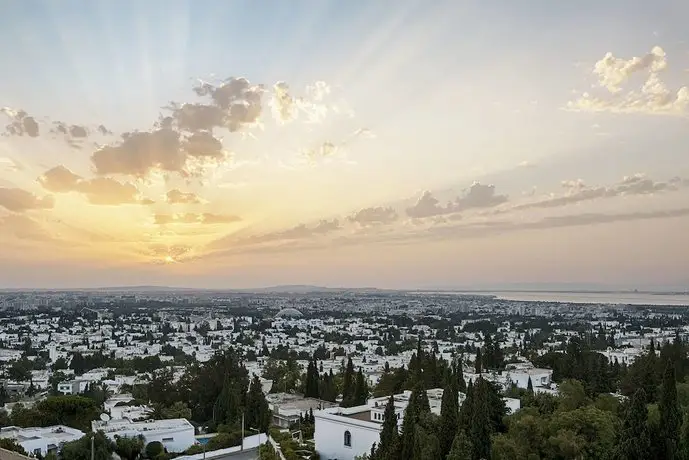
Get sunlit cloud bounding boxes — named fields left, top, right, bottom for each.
left=567, top=46, right=689, bottom=116
left=0, top=187, right=54, bottom=212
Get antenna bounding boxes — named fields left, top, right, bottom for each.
left=100, top=413, right=111, bottom=422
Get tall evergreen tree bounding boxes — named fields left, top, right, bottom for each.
left=439, top=379, right=459, bottom=459
left=399, top=382, right=429, bottom=460
left=304, top=359, right=319, bottom=398
left=615, top=388, right=651, bottom=460
left=372, top=395, right=399, bottom=460
left=474, top=348, right=482, bottom=374
left=353, top=368, right=369, bottom=406
left=660, top=360, right=682, bottom=460
left=341, top=357, right=355, bottom=407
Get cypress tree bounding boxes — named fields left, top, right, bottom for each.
left=615, top=388, right=651, bottom=460
left=527, top=376, right=533, bottom=393
left=341, top=357, right=355, bottom=407
left=454, top=357, right=466, bottom=393
left=469, top=378, right=493, bottom=460
left=354, top=368, right=369, bottom=406
left=373, top=395, right=399, bottom=460
left=439, top=379, right=459, bottom=458
left=400, top=382, right=428, bottom=460
left=474, top=348, right=482, bottom=374
left=305, top=359, right=319, bottom=398
left=660, top=360, right=682, bottom=459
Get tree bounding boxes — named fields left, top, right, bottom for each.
left=439, top=380, right=459, bottom=459
left=446, top=430, right=472, bottom=460
left=353, top=369, right=369, bottom=406
left=615, top=388, right=651, bottom=460
left=61, top=431, right=114, bottom=460
left=341, top=357, right=356, bottom=407
left=399, top=382, right=430, bottom=460
left=114, top=435, right=145, bottom=460
left=304, top=359, right=320, bottom=398
left=245, top=374, right=271, bottom=432
left=8, top=359, right=31, bottom=382
left=660, top=361, right=682, bottom=460
left=145, top=441, right=165, bottom=459
left=372, top=395, right=398, bottom=460
left=0, top=438, right=28, bottom=456
left=52, top=357, right=68, bottom=371
left=474, top=348, right=482, bottom=374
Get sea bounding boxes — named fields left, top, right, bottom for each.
left=465, top=291, right=689, bottom=306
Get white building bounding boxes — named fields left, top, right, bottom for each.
left=315, top=388, right=520, bottom=460
left=56, top=379, right=89, bottom=395
left=92, top=418, right=195, bottom=453
left=0, top=425, right=84, bottom=457
left=315, top=388, right=464, bottom=460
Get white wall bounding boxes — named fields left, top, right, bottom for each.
left=314, top=415, right=381, bottom=460
left=104, top=427, right=195, bottom=453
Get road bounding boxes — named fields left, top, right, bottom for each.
left=208, top=448, right=259, bottom=460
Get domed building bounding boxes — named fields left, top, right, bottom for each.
left=275, top=307, right=304, bottom=319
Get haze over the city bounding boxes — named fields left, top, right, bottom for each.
left=1, top=0, right=689, bottom=289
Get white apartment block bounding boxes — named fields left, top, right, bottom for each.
left=92, top=418, right=195, bottom=453
left=0, top=425, right=84, bottom=457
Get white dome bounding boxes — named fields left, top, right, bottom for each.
left=275, top=307, right=304, bottom=318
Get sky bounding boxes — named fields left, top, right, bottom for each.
left=1, top=0, right=689, bottom=290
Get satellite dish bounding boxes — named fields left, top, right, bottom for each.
left=100, top=413, right=111, bottom=422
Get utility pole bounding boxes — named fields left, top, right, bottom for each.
left=241, top=411, right=245, bottom=451
left=90, top=434, right=94, bottom=460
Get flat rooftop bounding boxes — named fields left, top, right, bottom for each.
left=93, top=418, right=193, bottom=434
left=0, top=425, right=84, bottom=441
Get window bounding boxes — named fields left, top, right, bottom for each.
left=162, top=437, right=174, bottom=442
left=344, top=430, right=352, bottom=447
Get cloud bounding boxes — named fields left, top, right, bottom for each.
left=0, top=188, right=54, bottom=213
left=206, top=218, right=341, bottom=253
left=76, top=178, right=146, bottom=206
left=270, top=82, right=297, bottom=123
left=166, top=189, right=202, bottom=204
left=406, top=183, right=508, bottom=219
left=269, top=80, right=332, bottom=124
left=454, top=182, right=508, bottom=211
left=511, top=174, right=681, bottom=212
left=522, top=208, right=689, bottom=230
left=1, top=107, right=40, bottom=137
left=349, top=206, right=398, bottom=226
left=0, top=214, right=52, bottom=241
left=165, top=77, right=264, bottom=133
left=406, top=191, right=447, bottom=218
left=301, top=141, right=338, bottom=160
left=567, top=46, right=689, bottom=116
left=38, top=165, right=82, bottom=192
left=154, top=212, right=241, bottom=225
left=146, top=244, right=193, bottom=263
left=201, top=213, right=242, bottom=224
left=90, top=129, right=226, bottom=177
left=38, top=165, right=152, bottom=205
left=0, top=157, right=23, bottom=173
left=51, top=122, right=109, bottom=148
left=594, top=46, right=667, bottom=93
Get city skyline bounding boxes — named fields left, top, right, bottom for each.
left=1, top=0, right=689, bottom=289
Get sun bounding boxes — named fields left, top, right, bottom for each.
left=164, top=256, right=176, bottom=264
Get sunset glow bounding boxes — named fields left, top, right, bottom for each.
left=1, top=1, right=689, bottom=289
